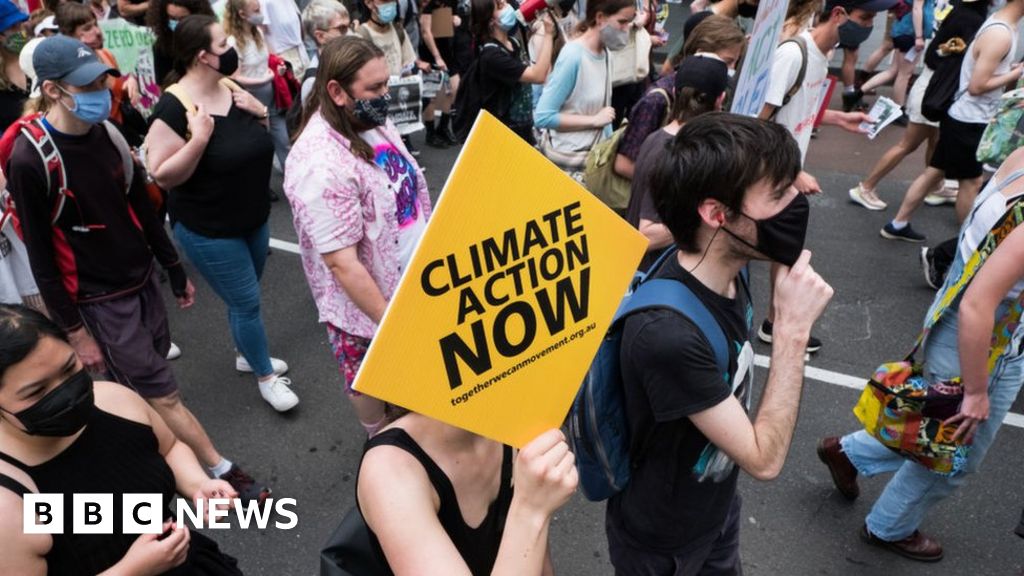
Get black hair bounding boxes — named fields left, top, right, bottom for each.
left=0, top=305, right=68, bottom=385
left=149, top=0, right=216, bottom=57
left=648, top=113, right=801, bottom=252
left=470, top=0, right=497, bottom=44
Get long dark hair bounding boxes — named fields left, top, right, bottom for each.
left=166, top=14, right=218, bottom=84
left=0, top=305, right=67, bottom=385
left=149, top=0, right=215, bottom=56
left=297, top=35, right=385, bottom=162
left=470, top=0, right=496, bottom=44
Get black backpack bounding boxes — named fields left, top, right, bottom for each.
left=452, top=42, right=505, bottom=142
left=921, top=51, right=967, bottom=122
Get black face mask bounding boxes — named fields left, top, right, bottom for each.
left=0, top=369, right=94, bottom=437
left=207, top=46, right=240, bottom=76
left=722, top=193, right=809, bottom=266
left=737, top=2, right=758, bottom=18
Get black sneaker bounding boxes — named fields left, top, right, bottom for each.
left=880, top=222, right=926, bottom=243
left=842, top=88, right=863, bottom=112
left=757, top=320, right=822, bottom=353
left=1015, top=508, right=1024, bottom=539
left=219, top=464, right=271, bottom=505
left=425, top=126, right=449, bottom=149
left=920, top=247, right=942, bottom=290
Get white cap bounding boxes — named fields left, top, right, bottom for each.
left=19, top=37, right=44, bottom=98
left=33, top=15, right=56, bottom=38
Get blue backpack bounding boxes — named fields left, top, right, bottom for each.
left=567, top=248, right=733, bottom=502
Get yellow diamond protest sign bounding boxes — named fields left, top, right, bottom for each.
left=352, top=112, right=648, bottom=447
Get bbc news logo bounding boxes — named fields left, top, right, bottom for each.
left=23, top=494, right=298, bottom=534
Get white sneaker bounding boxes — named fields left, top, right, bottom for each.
left=924, top=186, right=957, bottom=206
left=258, top=376, right=299, bottom=412
left=849, top=184, right=887, bottom=211
left=236, top=356, right=288, bottom=376
left=166, top=342, right=182, bottom=361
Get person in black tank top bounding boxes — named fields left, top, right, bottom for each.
left=0, top=305, right=244, bottom=576
left=356, top=412, right=578, bottom=575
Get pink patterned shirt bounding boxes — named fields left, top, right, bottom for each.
left=283, top=112, right=432, bottom=339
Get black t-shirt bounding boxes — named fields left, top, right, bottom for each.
left=924, top=3, right=987, bottom=70
left=476, top=38, right=533, bottom=138
left=0, top=85, right=28, bottom=131
left=606, top=255, right=754, bottom=554
left=149, top=95, right=273, bottom=238
left=625, top=128, right=673, bottom=270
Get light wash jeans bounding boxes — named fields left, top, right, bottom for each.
left=840, top=303, right=1024, bottom=541
left=173, top=221, right=275, bottom=378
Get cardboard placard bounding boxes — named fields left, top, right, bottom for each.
left=431, top=6, right=455, bottom=39
left=352, top=112, right=647, bottom=448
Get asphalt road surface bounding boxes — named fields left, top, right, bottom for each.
left=159, top=14, right=1024, bottom=576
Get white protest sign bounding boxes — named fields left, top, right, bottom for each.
left=730, top=0, right=788, bottom=117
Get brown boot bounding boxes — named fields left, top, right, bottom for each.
left=817, top=437, right=859, bottom=500
left=861, top=525, right=944, bottom=562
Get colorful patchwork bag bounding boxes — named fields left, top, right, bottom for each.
left=976, top=82, right=1024, bottom=167
left=854, top=196, right=1024, bottom=475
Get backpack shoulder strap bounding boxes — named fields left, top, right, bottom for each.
left=650, top=87, right=672, bottom=127
left=19, top=117, right=68, bottom=225
left=164, top=83, right=194, bottom=116
left=620, top=277, right=730, bottom=381
left=219, top=77, right=244, bottom=93
left=773, top=36, right=808, bottom=117
left=101, top=121, right=134, bottom=193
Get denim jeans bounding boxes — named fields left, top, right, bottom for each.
left=173, top=221, right=275, bottom=377
left=840, top=305, right=1024, bottom=541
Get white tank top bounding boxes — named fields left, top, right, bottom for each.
left=950, top=18, right=1018, bottom=124
left=959, top=168, right=1024, bottom=299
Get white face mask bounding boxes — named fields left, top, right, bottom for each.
left=247, top=12, right=264, bottom=25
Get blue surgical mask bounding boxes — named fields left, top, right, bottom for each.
left=377, top=2, right=398, bottom=24
left=497, top=5, right=518, bottom=32
left=168, top=18, right=179, bottom=31
left=59, top=86, right=112, bottom=125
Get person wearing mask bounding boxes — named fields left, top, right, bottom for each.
left=0, top=0, right=28, bottom=131
left=147, top=0, right=215, bottom=86
left=7, top=35, right=270, bottom=504
left=224, top=0, right=290, bottom=176
left=625, top=55, right=729, bottom=270
left=606, top=113, right=833, bottom=574
left=848, top=0, right=989, bottom=211
left=300, top=0, right=350, bottom=102
left=533, top=0, right=635, bottom=180
left=284, top=36, right=430, bottom=436
left=0, top=304, right=244, bottom=576
left=614, top=14, right=744, bottom=180
left=465, top=0, right=554, bottom=144
left=819, top=146, right=1024, bottom=562
left=836, top=3, right=880, bottom=109
left=880, top=0, right=1024, bottom=243
left=56, top=2, right=143, bottom=144
left=145, top=15, right=300, bottom=413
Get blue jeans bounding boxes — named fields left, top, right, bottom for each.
left=173, top=222, right=275, bottom=377
left=840, top=306, right=1024, bottom=541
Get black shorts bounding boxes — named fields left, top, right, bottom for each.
left=930, top=116, right=986, bottom=180
left=893, top=34, right=915, bottom=53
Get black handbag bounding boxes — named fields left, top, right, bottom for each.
left=319, top=507, right=392, bottom=576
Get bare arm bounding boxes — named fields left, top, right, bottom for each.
left=613, top=153, right=635, bottom=179
left=689, top=251, right=832, bottom=481
left=323, top=246, right=389, bottom=325
left=117, top=0, right=149, bottom=17
left=968, top=27, right=1020, bottom=95
left=420, top=13, right=445, bottom=67
left=520, top=25, right=555, bottom=85
left=145, top=114, right=211, bottom=190
left=912, top=0, right=924, bottom=43
left=232, top=67, right=276, bottom=87
left=638, top=217, right=672, bottom=251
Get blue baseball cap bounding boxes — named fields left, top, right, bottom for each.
left=0, top=0, right=27, bottom=34
left=32, top=35, right=120, bottom=89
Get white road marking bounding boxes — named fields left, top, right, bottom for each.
left=269, top=236, right=1024, bottom=431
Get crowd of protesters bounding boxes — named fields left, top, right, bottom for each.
left=0, top=0, right=1023, bottom=572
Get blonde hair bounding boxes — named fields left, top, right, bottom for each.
left=223, top=0, right=263, bottom=52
